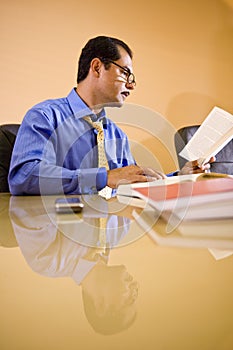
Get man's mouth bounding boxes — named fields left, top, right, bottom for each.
left=121, top=91, right=130, bottom=98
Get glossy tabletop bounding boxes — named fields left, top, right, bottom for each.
left=1, top=193, right=233, bottom=350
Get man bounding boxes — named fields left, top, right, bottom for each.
left=9, top=36, right=212, bottom=195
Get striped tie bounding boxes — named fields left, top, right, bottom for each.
left=84, top=116, right=112, bottom=200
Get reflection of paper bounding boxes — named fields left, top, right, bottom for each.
left=208, top=248, right=233, bottom=261
left=133, top=208, right=233, bottom=250
left=179, top=106, right=233, bottom=166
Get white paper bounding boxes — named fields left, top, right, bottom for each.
left=179, top=106, right=233, bottom=166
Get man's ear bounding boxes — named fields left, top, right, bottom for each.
left=90, top=58, right=102, bottom=78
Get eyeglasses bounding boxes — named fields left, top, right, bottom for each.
left=101, top=59, right=136, bottom=86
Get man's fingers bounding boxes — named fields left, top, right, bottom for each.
left=107, top=165, right=167, bottom=188
left=140, top=166, right=167, bottom=179
left=191, top=160, right=199, bottom=169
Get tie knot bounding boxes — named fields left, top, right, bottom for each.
left=83, top=116, right=103, bottom=133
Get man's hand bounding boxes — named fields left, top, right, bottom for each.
left=107, top=165, right=166, bottom=189
left=178, top=156, right=216, bottom=175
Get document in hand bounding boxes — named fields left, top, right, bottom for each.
left=179, top=106, right=233, bottom=167
left=132, top=177, right=233, bottom=213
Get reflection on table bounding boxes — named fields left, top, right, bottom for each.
left=1, top=193, right=233, bottom=349
left=8, top=195, right=139, bottom=335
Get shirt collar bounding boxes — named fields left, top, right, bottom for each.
left=67, top=88, right=106, bottom=122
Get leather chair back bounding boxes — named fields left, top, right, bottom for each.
left=0, top=124, right=20, bottom=192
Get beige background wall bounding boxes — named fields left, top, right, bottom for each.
left=1, top=0, right=233, bottom=172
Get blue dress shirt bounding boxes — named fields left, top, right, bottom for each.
left=9, top=88, right=136, bottom=195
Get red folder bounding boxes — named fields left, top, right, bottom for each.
left=134, top=178, right=233, bottom=212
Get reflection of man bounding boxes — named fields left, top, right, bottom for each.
left=9, top=196, right=138, bottom=334
left=82, top=263, right=138, bottom=335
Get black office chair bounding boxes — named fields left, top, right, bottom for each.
left=0, top=124, right=20, bottom=192
left=174, top=125, right=233, bottom=175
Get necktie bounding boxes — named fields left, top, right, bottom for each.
left=83, top=116, right=112, bottom=200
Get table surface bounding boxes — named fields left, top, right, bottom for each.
left=1, top=193, right=233, bottom=350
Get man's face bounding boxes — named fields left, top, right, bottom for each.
left=85, top=264, right=139, bottom=312
left=82, top=264, right=138, bottom=334
left=97, top=46, right=136, bottom=108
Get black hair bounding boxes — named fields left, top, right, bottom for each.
left=77, top=36, right=133, bottom=83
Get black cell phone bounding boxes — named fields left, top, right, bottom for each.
left=55, top=197, right=84, bottom=213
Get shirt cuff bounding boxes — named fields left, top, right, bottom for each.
left=96, top=167, right=108, bottom=190
left=77, top=167, right=107, bottom=193
left=166, top=170, right=179, bottom=177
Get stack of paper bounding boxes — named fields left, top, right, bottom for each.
left=117, top=175, right=233, bottom=221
